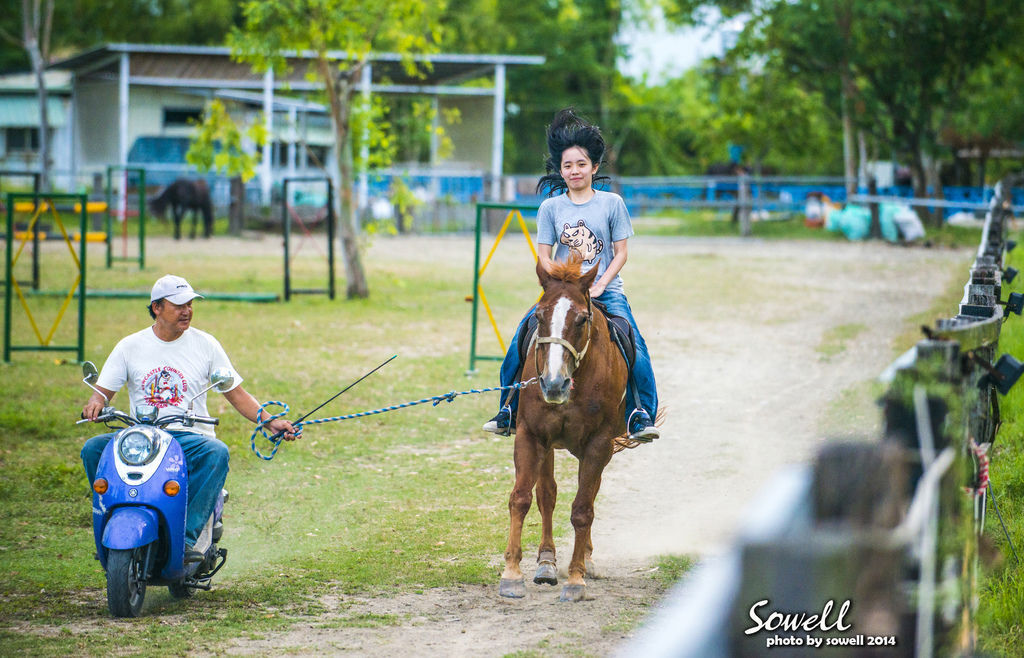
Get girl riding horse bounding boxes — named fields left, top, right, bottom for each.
left=494, top=108, right=662, bottom=602
left=484, top=108, right=659, bottom=442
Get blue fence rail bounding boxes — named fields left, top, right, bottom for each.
left=6, top=165, right=1022, bottom=224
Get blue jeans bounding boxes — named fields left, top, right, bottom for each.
left=497, top=290, right=658, bottom=426
left=81, top=430, right=230, bottom=545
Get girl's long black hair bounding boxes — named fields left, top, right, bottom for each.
left=536, top=108, right=612, bottom=197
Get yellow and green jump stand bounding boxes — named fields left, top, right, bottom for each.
left=467, top=202, right=540, bottom=374
left=4, top=192, right=87, bottom=363
left=105, top=165, right=147, bottom=269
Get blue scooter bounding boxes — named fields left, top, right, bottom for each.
left=78, top=361, right=234, bottom=617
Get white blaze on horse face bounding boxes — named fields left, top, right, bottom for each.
left=546, top=296, right=573, bottom=376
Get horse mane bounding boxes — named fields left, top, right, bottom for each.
left=547, top=256, right=585, bottom=284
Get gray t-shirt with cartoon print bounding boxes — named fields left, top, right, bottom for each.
left=536, top=190, right=634, bottom=294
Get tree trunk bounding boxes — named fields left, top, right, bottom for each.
left=229, top=176, right=244, bottom=235
left=857, top=130, right=868, bottom=189
left=319, top=56, right=369, bottom=299
left=909, top=151, right=940, bottom=228
left=923, top=152, right=944, bottom=227
left=840, top=69, right=857, bottom=198
left=23, top=0, right=53, bottom=193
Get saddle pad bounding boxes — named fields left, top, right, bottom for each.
left=517, top=302, right=636, bottom=369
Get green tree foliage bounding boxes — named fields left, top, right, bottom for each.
left=229, top=0, right=446, bottom=299
left=1, top=0, right=240, bottom=72
left=945, top=51, right=1024, bottom=182
left=702, top=56, right=843, bottom=175
left=61, top=0, right=240, bottom=48
left=186, top=99, right=266, bottom=235
left=439, top=0, right=837, bottom=177
left=440, top=0, right=626, bottom=174
left=603, top=70, right=715, bottom=176
left=669, top=0, right=1024, bottom=215
left=186, top=99, right=266, bottom=182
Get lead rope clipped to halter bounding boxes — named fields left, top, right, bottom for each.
left=250, top=377, right=538, bottom=461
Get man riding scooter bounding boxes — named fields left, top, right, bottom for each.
left=80, top=274, right=298, bottom=562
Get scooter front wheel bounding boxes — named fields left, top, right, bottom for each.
left=107, top=547, right=148, bottom=617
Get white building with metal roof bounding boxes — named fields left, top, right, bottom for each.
left=37, top=43, right=543, bottom=206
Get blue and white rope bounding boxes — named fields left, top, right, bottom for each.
left=250, top=377, right=537, bottom=461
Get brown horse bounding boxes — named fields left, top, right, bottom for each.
left=149, top=178, right=214, bottom=240
left=499, top=256, right=635, bottom=602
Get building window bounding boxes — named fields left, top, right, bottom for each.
left=163, top=108, right=203, bottom=128
left=307, top=144, right=328, bottom=168
left=273, top=141, right=288, bottom=168
left=6, top=127, right=40, bottom=152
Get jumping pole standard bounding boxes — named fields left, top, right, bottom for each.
left=0, top=170, right=41, bottom=290
left=104, top=165, right=147, bottom=269
left=282, top=177, right=335, bottom=301
left=467, top=202, right=539, bottom=374
left=4, top=192, right=87, bottom=363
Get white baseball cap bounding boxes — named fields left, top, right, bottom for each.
left=150, top=274, right=204, bottom=305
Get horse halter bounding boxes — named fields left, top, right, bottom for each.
left=535, top=294, right=593, bottom=371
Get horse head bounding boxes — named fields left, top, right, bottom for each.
left=533, top=256, right=598, bottom=404
left=148, top=193, right=167, bottom=219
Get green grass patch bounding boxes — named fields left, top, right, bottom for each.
left=977, top=237, right=1024, bottom=655
left=816, top=323, right=867, bottom=361
left=0, top=220, right=978, bottom=653
left=0, top=233, right=623, bottom=653
left=648, top=554, right=696, bottom=587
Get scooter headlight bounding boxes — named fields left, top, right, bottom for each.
left=117, top=427, right=160, bottom=466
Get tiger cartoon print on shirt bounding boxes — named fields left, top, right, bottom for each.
left=559, top=220, right=603, bottom=264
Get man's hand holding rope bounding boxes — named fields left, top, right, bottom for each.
left=261, top=412, right=299, bottom=442
left=222, top=385, right=299, bottom=444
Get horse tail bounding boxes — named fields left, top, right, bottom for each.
left=612, top=408, right=665, bottom=453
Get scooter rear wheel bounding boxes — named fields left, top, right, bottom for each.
left=107, top=547, right=147, bottom=617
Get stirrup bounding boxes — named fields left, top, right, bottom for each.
left=482, top=406, right=514, bottom=436
left=627, top=408, right=659, bottom=442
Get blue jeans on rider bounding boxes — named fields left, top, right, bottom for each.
left=81, top=430, right=230, bottom=546
left=497, top=290, right=658, bottom=426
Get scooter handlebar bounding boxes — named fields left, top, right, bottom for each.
left=75, top=410, right=218, bottom=427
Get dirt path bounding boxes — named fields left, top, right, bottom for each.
left=213, top=234, right=970, bottom=657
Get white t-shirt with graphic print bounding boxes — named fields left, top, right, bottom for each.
left=536, top=190, right=634, bottom=295
left=96, top=326, right=243, bottom=438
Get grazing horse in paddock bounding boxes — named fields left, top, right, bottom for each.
left=149, top=178, right=214, bottom=240
left=499, top=257, right=637, bottom=602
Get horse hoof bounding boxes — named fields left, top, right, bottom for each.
left=559, top=584, right=586, bottom=602
left=534, top=561, right=558, bottom=586
left=499, top=578, right=526, bottom=598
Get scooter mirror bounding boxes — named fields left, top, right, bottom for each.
left=210, top=369, right=235, bottom=393
left=82, top=361, right=99, bottom=384
left=81, top=361, right=109, bottom=403
left=186, top=369, right=236, bottom=411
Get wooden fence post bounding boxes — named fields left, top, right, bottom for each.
left=738, top=173, right=751, bottom=237
left=868, top=177, right=881, bottom=239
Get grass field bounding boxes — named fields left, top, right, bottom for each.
left=0, top=210, right=1004, bottom=655
left=1, top=231, right=552, bottom=654
left=976, top=242, right=1024, bottom=654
